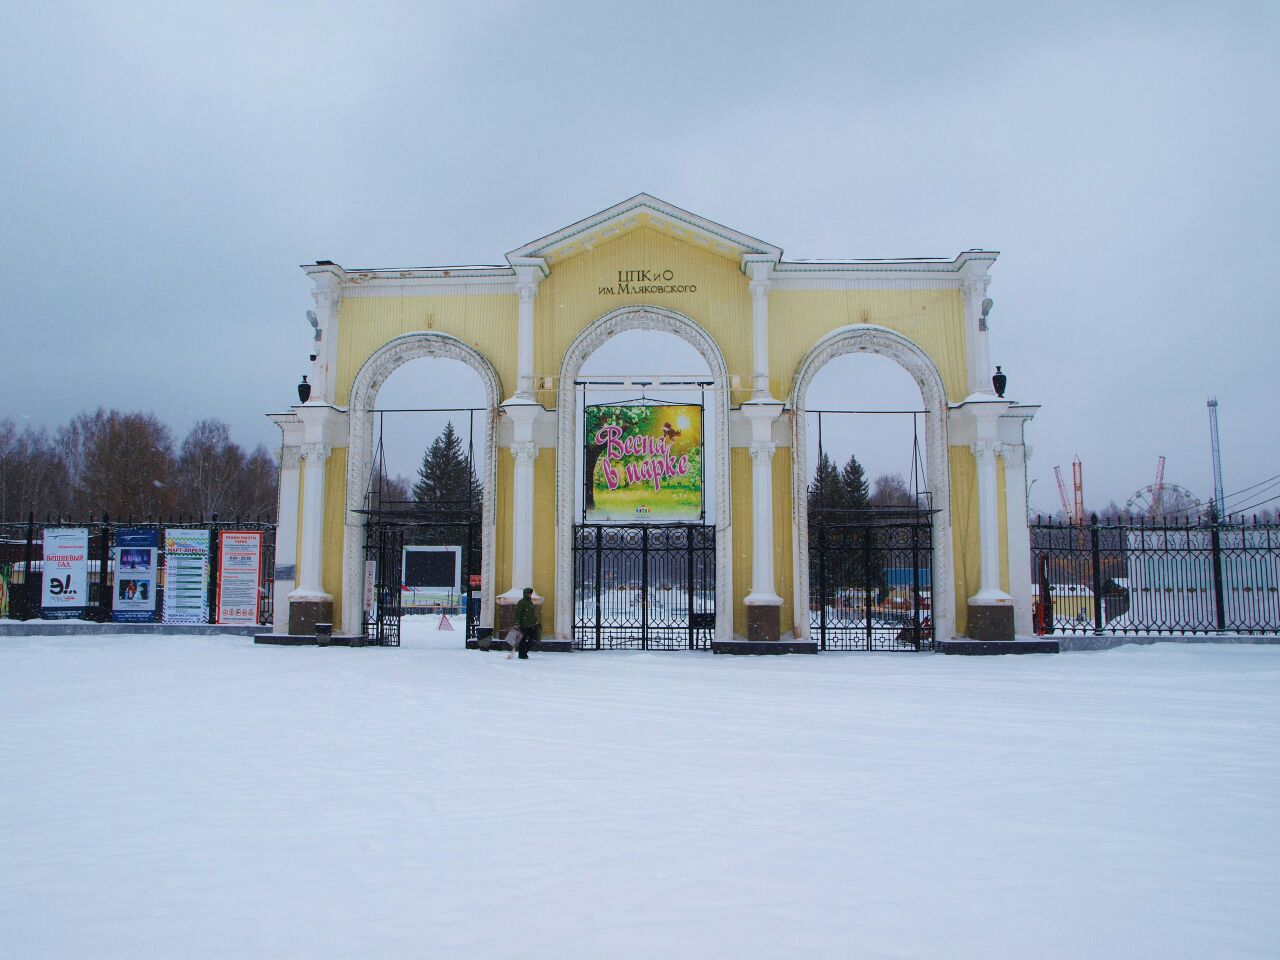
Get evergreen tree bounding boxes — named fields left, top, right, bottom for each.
left=412, top=421, right=480, bottom=511
left=807, top=451, right=845, bottom=516
left=411, top=422, right=482, bottom=573
left=839, top=454, right=870, bottom=511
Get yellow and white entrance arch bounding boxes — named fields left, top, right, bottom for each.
left=268, top=194, right=1037, bottom=645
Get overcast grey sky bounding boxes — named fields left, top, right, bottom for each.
left=3, top=1, right=1277, bottom=516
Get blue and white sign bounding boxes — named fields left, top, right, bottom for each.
left=112, top=528, right=158, bottom=623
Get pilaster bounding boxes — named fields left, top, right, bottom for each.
left=273, top=445, right=303, bottom=633
left=509, top=257, right=548, bottom=400
left=1001, top=442, right=1034, bottom=636
left=303, top=262, right=345, bottom=405
left=743, top=257, right=775, bottom=400
left=960, top=270, right=993, bottom=397
left=742, top=400, right=784, bottom=641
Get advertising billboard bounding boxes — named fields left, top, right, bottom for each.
left=584, top=404, right=702, bottom=522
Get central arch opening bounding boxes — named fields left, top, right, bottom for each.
left=571, top=330, right=717, bottom=649
left=554, top=307, right=732, bottom=647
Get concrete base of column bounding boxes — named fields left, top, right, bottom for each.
left=966, top=602, right=1015, bottom=641
left=745, top=603, right=782, bottom=643
left=289, top=598, right=334, bottom=636
left=495, top=600, right=517, bottom=635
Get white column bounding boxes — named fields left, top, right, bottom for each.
left=499, top=400, right=542, bottom=602
left=748, top=441, right=781, bottom=602
left=507, top=440, right=539, bottom=597
left=961, top=274, right=993, bottom=396
left=747, top=264, right=772, bottom=399
left=969, top=439, right=1011, bottom=604
left=509, top=259, right=545, bottom=401
left=272, top=446, right=302, bottom=633
left=743, top=402, right=784, bottom=606
left=1002, top=443, right=1034, bottom=636
left=516, top=282, right=537, bottom=398
left=290, top=441, right=331, bottom=601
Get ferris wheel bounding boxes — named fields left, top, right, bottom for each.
left=1124, top=456, right=1203, bottom=519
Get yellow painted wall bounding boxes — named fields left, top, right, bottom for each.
left=336, top=294, right=516, bottom=404
left=532, top=227, right=751, bottom=402
left=949, top=447, right=978, bottom=637
left=730, top=449, right=751, bottom=637
left=532, top=451, right=556, bottom=612
left=322, top=448, right=347, bottom=626
left=495, top=452, right=513, bottom=605
left=772, top=448, right=795, bottom=634
left=769, top=289, right=969, bottom=403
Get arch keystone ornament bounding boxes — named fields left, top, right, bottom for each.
left=267, top=195, right=1039, bottom=651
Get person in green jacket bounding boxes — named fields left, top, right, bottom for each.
left=511, top=587, right=539, bottom=659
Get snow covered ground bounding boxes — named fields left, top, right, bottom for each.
left=2, top=623, right=1279, bottom=959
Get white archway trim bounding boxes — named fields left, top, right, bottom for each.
left=555, top=306, right=733, bottom=642
left=789, top=324, right=956, bottom=641
left=342, top=332, right=502, bottom=635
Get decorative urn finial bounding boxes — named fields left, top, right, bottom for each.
left=297, top=375, right=311, bottom=404
left=992, top=366, right=1007, bottom=398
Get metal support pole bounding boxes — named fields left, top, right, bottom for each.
left=1210, top=514, right=1227, bottom=632
left=911, top=520, right=921, bottom=644
left=641, top=526, right=650, bottom=649
left=594, top=528, right=603, bottom=650
left=1090, top=514, right=1104, bottom=634
left=863, top=522, right=874, bottom=650
left=22, top=511, right=34, bottom=620
left=97, top=513, right=111, bottom=623
left=687, top=527, right=695, bottom=650
left=208, top=515, right=220, bottom=624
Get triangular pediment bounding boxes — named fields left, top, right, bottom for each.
left=507, top=194, right=781, bottom=269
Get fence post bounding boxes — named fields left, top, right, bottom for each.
left=1210, top=510, right=1227, bottom=633
left=22, top=511, right=35, bottom=620
left=98, top=513, right=112, bottom=623
left=208, top=515, right=220, bottom=624
left=1090, top=513, right=1104, bottom=634
left=640, top=526, right=649, bottom=649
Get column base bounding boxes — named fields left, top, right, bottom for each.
left=289, top=598, right=334, bottom=636
left=495, top=600, right=515, bottom=635
left=966, top=602, right=1015, bottom=641
left=745, top=603, right=782, bottom=643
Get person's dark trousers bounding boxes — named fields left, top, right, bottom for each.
left=517, top=626, right=533, bottom=659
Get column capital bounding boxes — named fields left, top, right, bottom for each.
left=511, top=440, right=539, bottom=464
left=748, top=279, right=770, bottom=301
left=515, top=281, right=539, bottom=303
left=300, top=441, right=330, bottom=462
left=970, top=439, right=1000, bottom=463
left=749, top=440, right=777, bottom=463
left=281, top=447, right=303, bottom=470
left=999, top=443, right=1026, bottom=469
left=960, top=274, right=991, bottom=300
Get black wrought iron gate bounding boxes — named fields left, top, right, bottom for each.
left=362, top=514, right=481, bottom=647
left=809, top=509, right=935, bottom=651
left=572, top=523, right=715, bottom=649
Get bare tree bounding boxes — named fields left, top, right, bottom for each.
left=226, top=444, right=278, bottom=519
left=0, top=419, right=71, bottom=520
left=869, top=472, right=913, bottom=507
left=57, top=409, right=176, bottom=519
left=175, top=419, right=247, bottom=518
